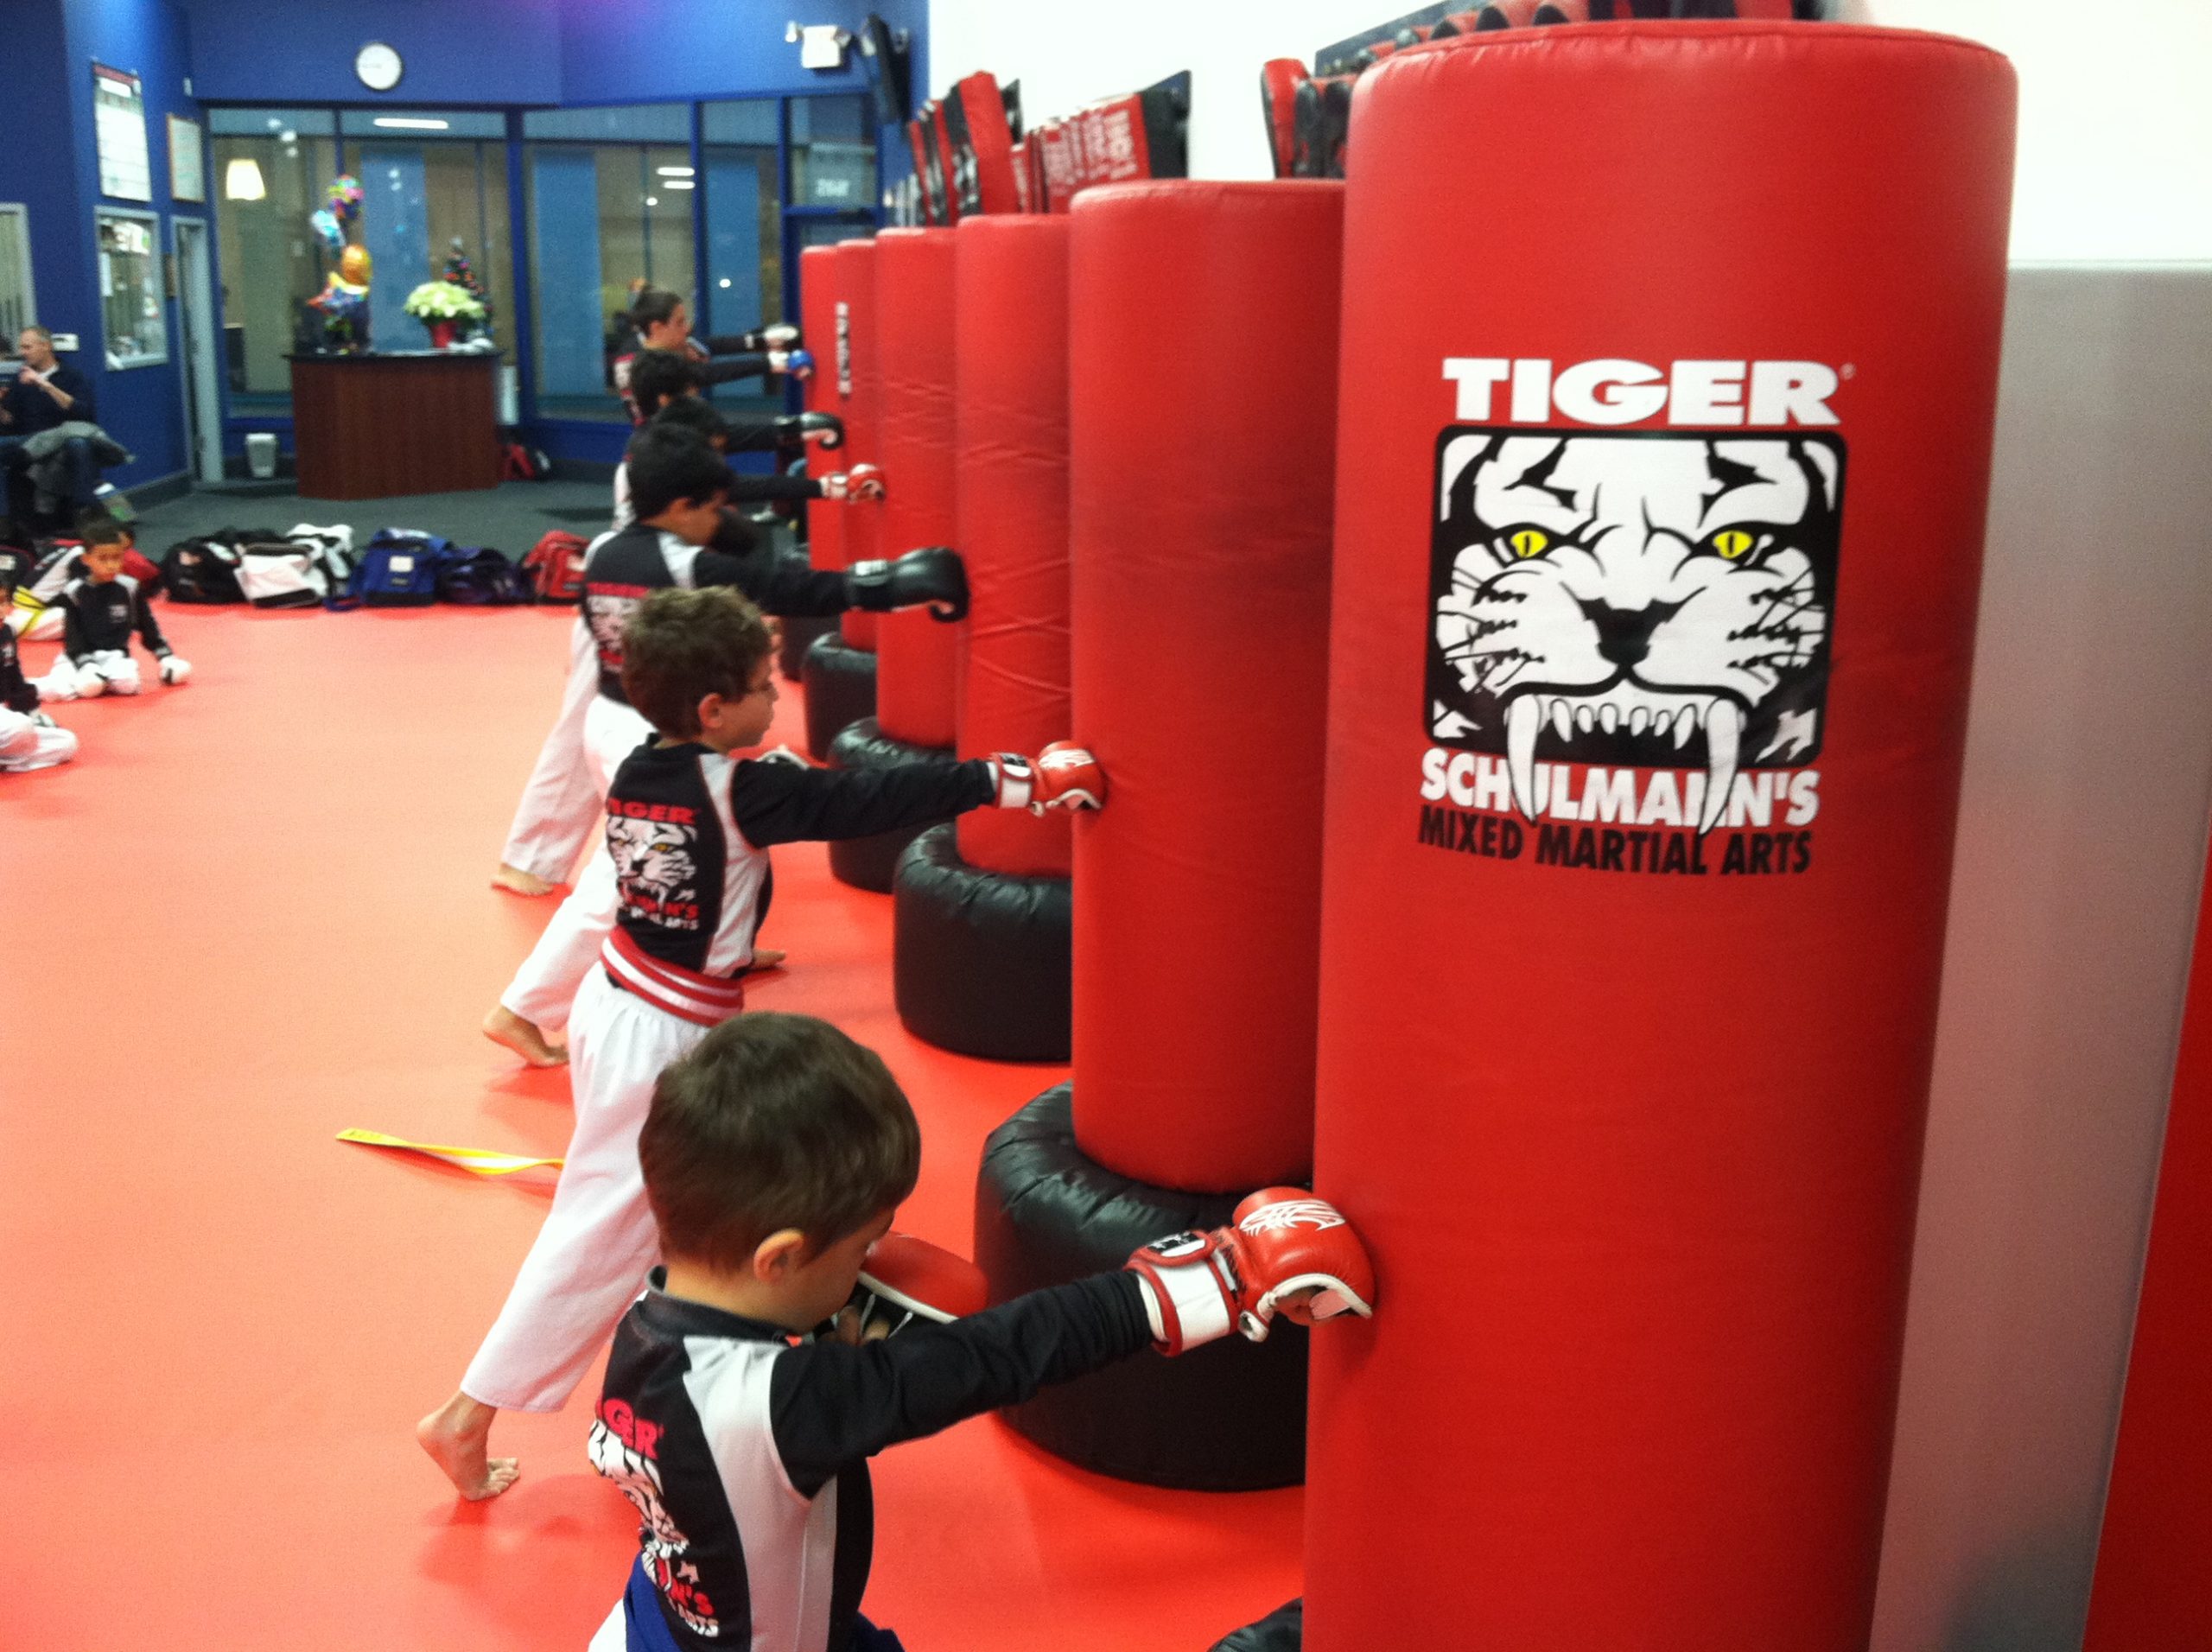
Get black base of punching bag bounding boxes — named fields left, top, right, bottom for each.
left=893, top=825, right=1071, bottom=1061
left=827, top=718, right=958, bottom=893
left=974, top=1084, right=1309, bottom=1491
left=801, top=632, right=877, bottom=761
left=1211, top=1601, right=1302, bottom=1652
left=779, top=611, right=838, bottom=682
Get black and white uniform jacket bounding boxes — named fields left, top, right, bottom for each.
left=582, top=524, right=849, bottom=707
left=0, top=620, right=38, bottom=715
left=593, top=1269, right=1150, bottom=1652
left=599, top=740, right=995, bottom=1022
left=59, top=575, right=169, bottom=664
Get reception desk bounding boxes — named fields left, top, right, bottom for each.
left=287, top=352, right=502, bottom=499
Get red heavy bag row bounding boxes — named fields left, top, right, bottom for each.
left=955, top=214, right=1073, bottom=879
left=1303, top=22, right=2015, bottom=1652
left=1070, top=179, right=1342, bottom=1194
left=798, top=245, right=845, bottom=580
left=832, top=238, right=881, bottom=651
left=873, top=227, right=963, bottom=752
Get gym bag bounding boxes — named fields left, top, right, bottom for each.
left=435, top=547, right=531, bottom=606
left=348, top=530, right=454, bottom=607
left=521, top=531, right=589, bottom=604
left=159, top=532, right=254, bottom=605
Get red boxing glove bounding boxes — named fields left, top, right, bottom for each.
left=1031, top=741, right=1104, bottom=815
left=1124, top=1189, right=1375, bottom=1356
left=849, top=1232, right=990, bottom=1337
left=986, top=743, right=1103, bottom=815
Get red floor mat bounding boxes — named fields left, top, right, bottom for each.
left=0, top=605, right=1300, bottom=1649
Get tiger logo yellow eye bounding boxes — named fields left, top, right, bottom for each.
left=1712, top=529, right=1754, bottom=560
left=1510, top=529, right=1549, bottom=559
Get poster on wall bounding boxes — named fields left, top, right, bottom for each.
left=168, top=114, right=206, bottom=204
left=93, top=63, right=153, bottom=202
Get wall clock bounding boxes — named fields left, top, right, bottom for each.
left=355, top=42, right=404, bottom=92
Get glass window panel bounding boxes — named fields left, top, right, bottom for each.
left=0, top=205, right=36, bottom=348
left=207, top=107, right=335, bottom=137
left=791, top=96, right=874, bottom=211
left=523, top=104, right=690, bottom=144
left=702, top=99, right=778, bottom=147
left=526, top=142, right=698, bottom=423
left=213, top=130, right=339, bottom=408
left=340, top=109, right=505, bottom=140
left=96, top=208, right=167, bottom=367
left=702, top=132, right=781, bottom=417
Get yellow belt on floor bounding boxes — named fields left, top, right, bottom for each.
left=338, top=1128, right=563, bottom=1175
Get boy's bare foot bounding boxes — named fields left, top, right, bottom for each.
left=492, top=864, right=560, bottom=897
left=482, top=1005, right=567, bottom=1067
left=417, top=1392, right=520, bottom=1501
left=753, top=948, right=787, bottom=970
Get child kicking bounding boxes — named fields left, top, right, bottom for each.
left=37, top=517, right=191, bottom=700
left=586, top=1010, right=1375, bottom=1651
left=422, top=585, right=1103, bottom=1498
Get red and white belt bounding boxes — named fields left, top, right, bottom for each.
left=600, top=929, right=747, bottom=1027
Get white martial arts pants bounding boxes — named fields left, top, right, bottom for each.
left=39, top=650, right=139, bottom=700
left=499, top=694, right=652, bottom=1032
left=0, top=708, right=77, bottom=772
left=462, top=966, right=702, bottom=1413
left=499, top=619, right=607, bottom=884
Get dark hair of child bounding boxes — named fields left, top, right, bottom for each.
left=648, top=397, right=728, bottom=446
left=625, top=425, right=731, bottom=523
left=639, top=1010, right=922, bottom=1268
left=620, top=585, right=772, bottom=739
left=630, top=285, right=683, bottom=330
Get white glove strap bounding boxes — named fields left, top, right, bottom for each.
left=1141, top=1249, right=1236, bottom=1350
left=989, top=754, right=1034, bottom=810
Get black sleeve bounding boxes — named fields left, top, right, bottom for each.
left=132, top=585, right=171, bottom=658
left=729, top=753, right=997, bottom=846
left=722, top=469, right=819, bottom=503
left=0, top=637, right=35, bottom=715
left=716, top=415, right=785, bottom=454
left=60, top=586, right=89, bottom=659
left=700, top=355, right=772, bottom=387
left=769, top=1274, right=1151, bottom=1497
left=689, top=542, right=848, bottom=617
left=67, top=368, right=97, bottom=425
left=699, top=332, right=766, bottom=357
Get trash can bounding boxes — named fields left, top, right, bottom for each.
left=245, top=432, right=278, bottom=480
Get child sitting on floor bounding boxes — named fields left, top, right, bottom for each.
left=0, top=533, right=75, bottom=772
left=37, top=516, right=190, bottom=701
left=582, top=1010, right=1376, bottom=1651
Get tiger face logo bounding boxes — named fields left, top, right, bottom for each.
left=607, top=815, right=698, bottom=903
left=1427, top=430, right=1843, bottom=834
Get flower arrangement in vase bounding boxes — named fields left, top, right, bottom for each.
left=403, top=279, right=488, bottom=350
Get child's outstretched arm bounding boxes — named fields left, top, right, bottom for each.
left=767, top=1272, right=1151, bottom=1498
left=728, top=745, right=1102, bottom=850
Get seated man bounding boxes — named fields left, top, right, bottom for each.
left=0, top=327, right=102, bottom=530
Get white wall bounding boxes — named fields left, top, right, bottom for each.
left=928, top=0, right=2212, bottom=261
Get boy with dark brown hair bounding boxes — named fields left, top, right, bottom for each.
left=424, top=587, right=1103, bottom=1500
left=585, top=1010, right=1377, bottom=1652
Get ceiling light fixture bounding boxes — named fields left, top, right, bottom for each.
left=664, top=179, right=696, bottom=190
left=372, top=117, right=450, bottom=130
left=224, top=157, right=268, bottom=200
left=656, top=165, right=695, bottom=177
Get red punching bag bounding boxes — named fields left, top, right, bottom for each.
left=874, top=226, right=962, bottom=751
left=1070, top=180, right=1343, bottom=1194
left=954, top=215, right=1073, bottom=880
left=835, top=238, right=881, bottom=652
left=798, top=245, right=845, bottom=577
left=1304, top=23, right=2015, bottom=1652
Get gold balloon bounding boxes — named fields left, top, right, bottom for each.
left=339, top=245, right=372, bottom=286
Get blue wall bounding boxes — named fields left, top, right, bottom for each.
left=180, top=0, right=564, bottom=105
left=6, top=0, right=925, bottom=489
left=558, top=0, right=925, bottom=106
left=0, top=0, right=203, bottom=493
